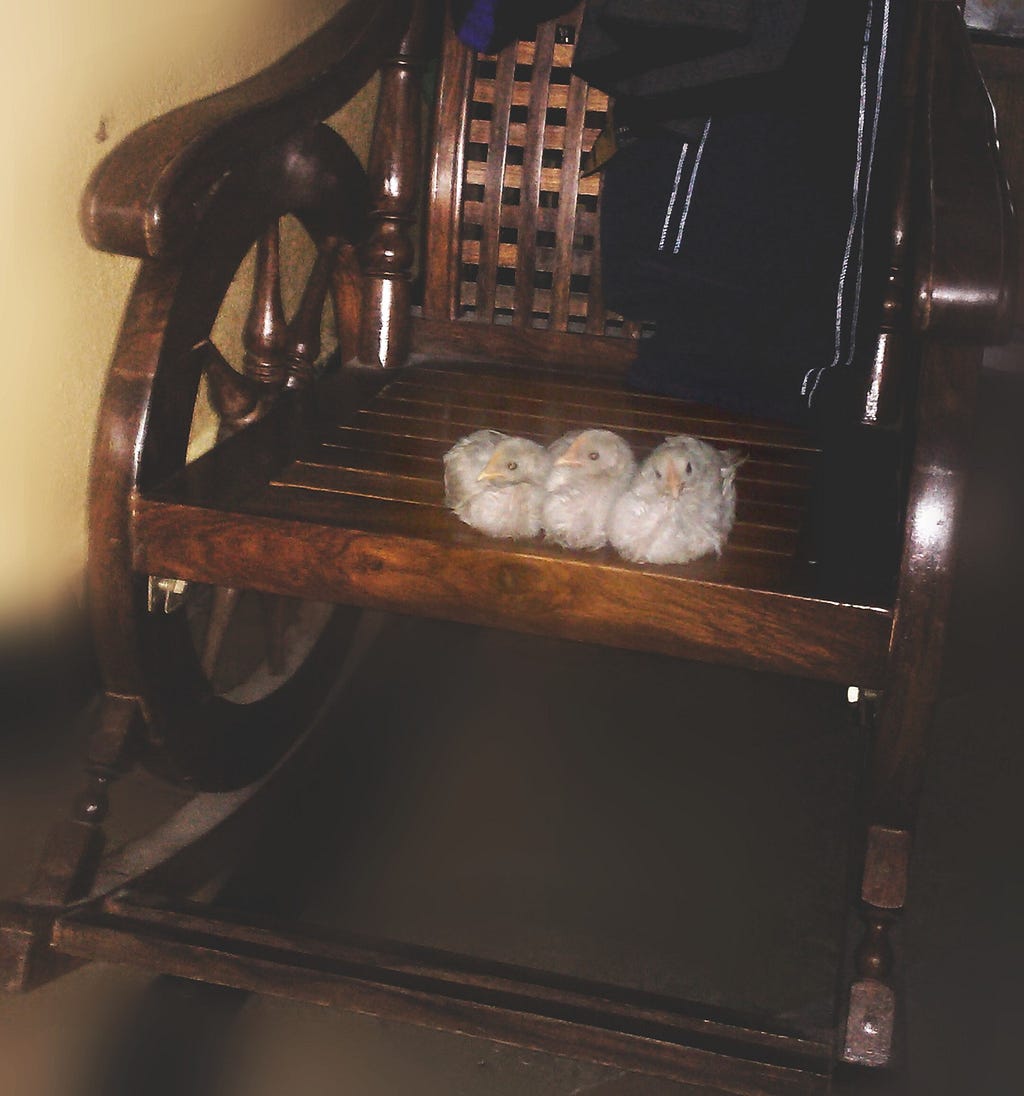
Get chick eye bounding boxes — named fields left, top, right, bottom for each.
left=507, top=461, right=518, bottom=472
left=685, top=461, right=693, bottom=475
left=588, top=451, right=600, bottom=461
left=654, top=469, right=662, bottom=479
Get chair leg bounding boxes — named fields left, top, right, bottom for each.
left=200, top=587, right=242, bottom=679
left=842, top=823, right=911, bottom=1067
left=0, top=693, right=141, bottom=992
left=841, top=343, right=982, bottom=1069
left=29, top=693, right=141, bottom=907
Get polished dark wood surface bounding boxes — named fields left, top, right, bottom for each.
left=358, top=2, right=430, bottom=367
left=133, top=359, right=892, bottom=686
left=2, top=1, right=1016, bottom=1092
left=913, top=4, right=1017, bottom=339
left=87, top=123, right=369, bottom=791
left=80, top=0, right=410, bottom=259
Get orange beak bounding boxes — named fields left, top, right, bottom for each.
left=665, top=462, right=683, bottom=499
left=477, top=450, right=512, bottom=482
left=554, top=435, right=590, bottom=467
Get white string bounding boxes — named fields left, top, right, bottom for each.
left=673, top=119, right=712, bottom=254
left=659, top=143, right=690, bottom=252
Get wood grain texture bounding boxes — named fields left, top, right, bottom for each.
left=512, top=21, right=558, bottom=323
left=86, top=125, right=371, bottom=789
left=133, top=501, right=890, bottom=686
left=127, top=357, right=895, bottom=686
left=58, top=0, right=1019, bottom=1084
left=423, top=5, right=475, bottom=320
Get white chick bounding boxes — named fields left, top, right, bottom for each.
left=542, top=429, right=637, bottom=550
left=443, top=429, right=507, bottom=510
left=450, top=435, right=551, bottom=539
left=608, top=434, right=744, bottom=564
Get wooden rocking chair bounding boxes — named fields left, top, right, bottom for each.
left=1, top=1, right=1015, bottom=1092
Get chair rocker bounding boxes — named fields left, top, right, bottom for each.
left=1, top=1, right=1015, bottom=1093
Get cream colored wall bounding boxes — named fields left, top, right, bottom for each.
left=0, top=0, right=379, bottom=631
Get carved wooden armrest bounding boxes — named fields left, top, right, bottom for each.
left=81, top=0, right=411, bottom=259
left=913, top=1, right=1017, bottom=342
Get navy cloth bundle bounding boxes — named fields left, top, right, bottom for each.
left=454, top=0, right=908, bottom=427
left=598, top=0, right=908, bottom=426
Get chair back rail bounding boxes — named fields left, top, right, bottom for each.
left=405, top=0, right=939, bottom=420
left=417, top=2, right=645, bottom=373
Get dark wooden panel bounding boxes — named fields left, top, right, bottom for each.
left=54, top=899, right=832, bottom=1096
left=133, top=497, right=891, bottom=685
left=411, top=311, right=640, bottom=373
left=130, top=353, right=890, bottom=681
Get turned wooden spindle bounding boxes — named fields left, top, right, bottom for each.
left=865, top=259, right=909, bottom=425
left=841, top=823, right=910, bottom=1066
left=201, top=587, right=287, bottom=681
left=261, top=594, right=290, bottom=676
left=28, top=696, right=139, bottom=906
left=862, top=1, right=923, bottom=426
left=285, top=237, right=339, bottom=389
left=201, top=586, right=243, bottom=678
left=856, top=913, right=894, bottom=980
left=244, top=221, right=289, bottom=385
left=203, top=342, right=273, bottom=438
left=843, top=909, right=898, bottom=1067
left=331, top=242, right=363, bottom=365
left=359, top=0, right=429, bottom=368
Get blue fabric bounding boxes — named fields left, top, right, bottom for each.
left=600, top=0, right=907, bottom=427
left=456, top=0, right=500, bottom=53
left=453, top=1, right=577, bottom=55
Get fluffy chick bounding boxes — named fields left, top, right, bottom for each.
left=451, top=435, right=551, bottom=539
left=542, top=429, right=637, bottom=550
left=608, top=434, right=744, bottom=564
left=443, top=429, right=507, bottom=510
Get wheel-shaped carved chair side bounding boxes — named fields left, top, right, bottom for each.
left=0, top=1, right=1015, bottom=1093
left=89, top=123, right=369, bottom=792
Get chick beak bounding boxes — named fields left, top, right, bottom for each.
left=554, top=435, right=589, bottom=467
left=665, top=462, right=683, bottom=499
left=477, top=453, right=507, bottom=482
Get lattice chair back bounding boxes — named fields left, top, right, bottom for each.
left=420, top=2, right=648, bottom=370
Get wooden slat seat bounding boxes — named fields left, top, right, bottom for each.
left=139, top=360, right=893, bottom=687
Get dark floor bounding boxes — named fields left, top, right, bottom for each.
left=1, top=368, right=1022, bottom=1096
